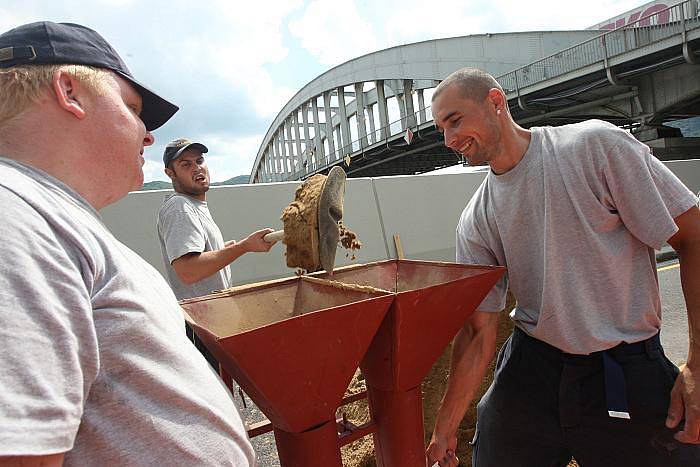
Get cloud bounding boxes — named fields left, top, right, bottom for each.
left=142, top=158, right=166, bottom=184
left=288, top=0, right=651, bottom=69
left=198, top=133, right=264, bottom=182
left=289, top=0, right=378, bottom=67
left=2, top=0, right=661, bottom=183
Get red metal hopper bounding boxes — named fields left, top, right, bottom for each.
left=180, top=276, right=393, bottom=467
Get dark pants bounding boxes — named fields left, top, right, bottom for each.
left=472, top=327, right=700, bottom=466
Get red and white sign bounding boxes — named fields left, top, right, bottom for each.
left=588, top=1, right=672, bottom=30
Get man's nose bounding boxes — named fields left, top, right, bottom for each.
left=143, top=132, right=154, bottom=147
left=443, top=129, right=457, bottom=149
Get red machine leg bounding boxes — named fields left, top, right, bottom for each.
left=274, top=420, right=343, bottom=467
left=367, top=384, right=426, bottom=467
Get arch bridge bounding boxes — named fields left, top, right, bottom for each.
left=250, top=0, right=700, bottom=183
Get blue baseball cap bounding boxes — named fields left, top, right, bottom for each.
left=0, top=21, right=178, bottom=131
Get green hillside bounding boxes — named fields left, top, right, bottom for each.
left=139, top=174, right=250, bottom=191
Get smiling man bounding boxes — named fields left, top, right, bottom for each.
left=157, top=139, right=275, bottom=366
left=426, top=67, right=700, bottom=467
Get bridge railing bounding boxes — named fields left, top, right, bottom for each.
left=273, top=106, right=434, bottom=182
left=498, top=0, right=699, bottom=95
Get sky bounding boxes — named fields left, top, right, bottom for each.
left=0, top=0, right=649, bottom=182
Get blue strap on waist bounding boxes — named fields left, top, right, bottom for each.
left=602, top=351, right=631, bottom=419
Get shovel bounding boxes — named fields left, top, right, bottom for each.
left=264, top=166, right=346, bottom=274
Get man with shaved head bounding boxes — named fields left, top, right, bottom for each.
left=427, top=67, right=700, bottom=466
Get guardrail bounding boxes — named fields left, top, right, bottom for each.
left=497, top=0, right=699, bottom=95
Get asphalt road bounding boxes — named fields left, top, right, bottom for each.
left=658, top=258, right=689, bottom=366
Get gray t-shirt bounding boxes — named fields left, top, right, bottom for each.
left=0, top=159, right=256, bottom=465
left=157, top=193, right=231, bottom=300
left=457, top=120, right=697, bottom=354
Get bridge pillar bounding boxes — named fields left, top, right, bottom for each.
left=417, top=89, right=426, bottom=124
left=323, top=91, right=336, bottom=163
left=311, top=98, right=324, bottom=167
left=367, top=103, right=377, bottom=143
left=293, top=112, right=303, bottom=176
left=285, top=119, right=294, bottom=177
left=354, top=82, right=369, bottom=150
left=403, top=79, right=417, bottom=129
left=300, top=102, right=312, bottom=174
left=376, top=80, right=389, bottom=141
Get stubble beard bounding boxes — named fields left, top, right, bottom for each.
left=174, top=179, right=209, bottom=198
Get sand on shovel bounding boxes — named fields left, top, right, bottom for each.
left=281, top=174, right=361, bottom=272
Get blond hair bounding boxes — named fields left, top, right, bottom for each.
left=0, top=64, right=108, bottom=126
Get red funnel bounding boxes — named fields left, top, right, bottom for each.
left=314, top=259, right=505, bottom=466
left=181, top=276, right=393, bottom=434
left=315, top=260, right=504, bottom=388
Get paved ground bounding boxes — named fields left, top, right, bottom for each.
left=233, top=256, right=690, bottom=466
left=658, top=257, right=689, bottom=365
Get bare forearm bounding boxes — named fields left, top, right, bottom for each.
left=433, top=313, right=498, bottom=437
left=173, top=242, right=248, bottom=284
left=677, top=243, right=700, bottom=369
left=668, top=206, right=700, bottom=369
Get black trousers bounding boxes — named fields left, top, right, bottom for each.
left=472, top=327, right=700, bottom=466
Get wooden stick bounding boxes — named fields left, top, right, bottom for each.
left=263, top=230, right=284, bottom=243
left=393, top=233, right=405, bottom=260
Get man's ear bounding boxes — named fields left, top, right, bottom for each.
left=51, top=69, right=87, bottom=120
left=487, top=88, right=505, bottom=114
left=164, top=167, right=175, bottom=180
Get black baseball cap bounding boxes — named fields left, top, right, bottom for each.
left=0, top=21, right=178, bottom=131
left=163, top=138, right=208, bottom=167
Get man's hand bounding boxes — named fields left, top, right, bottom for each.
left=426, top=431, right=459, bottom=466
left=666, top=363, right=700, bottom=443
left=240, top=228, right=276, bottom=252
left=425, top=311, right=499, bottom=467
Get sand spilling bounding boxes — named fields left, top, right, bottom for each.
left=339, top=221, right=362, bottom=260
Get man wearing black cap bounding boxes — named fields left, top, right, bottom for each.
left=0, top=22, right=256, bottom=465
left=157, top=138, right=274, bottom=367
left=158, top=138, right=274, bottom=301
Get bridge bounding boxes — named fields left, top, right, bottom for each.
left=250, top=0, right=700, bottom=183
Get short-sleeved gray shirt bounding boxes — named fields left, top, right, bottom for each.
left=157, top=193, right=231, bottom=300
left=0, top=158, right=255, bottom=465
left=457, top=120, right=697, bottom=354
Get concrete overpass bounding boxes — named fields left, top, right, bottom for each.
left=250, top=0, right=700, bottom=183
